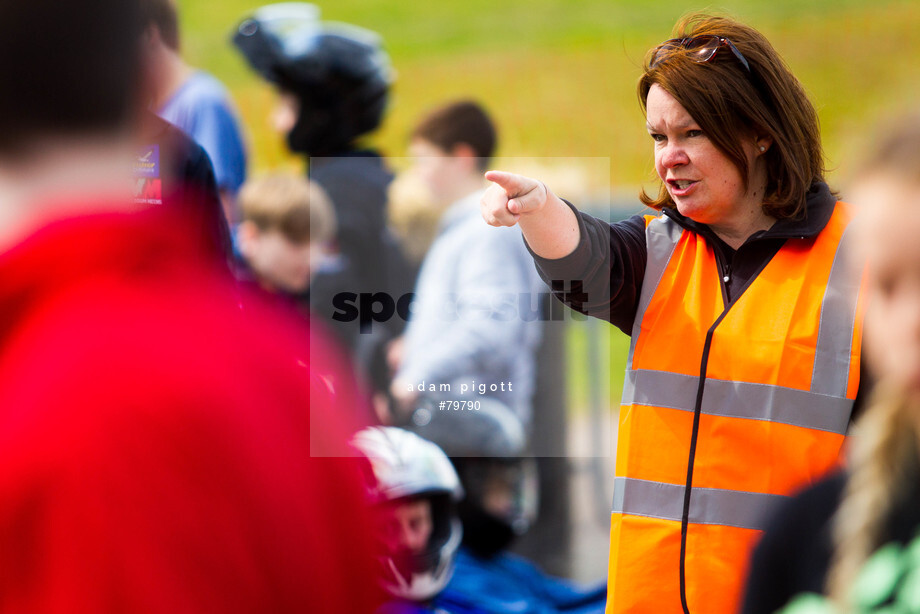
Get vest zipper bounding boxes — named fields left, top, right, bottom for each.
left=714, top=248, right=732, bottom=306
left=679, top=319, right=721, bottom=614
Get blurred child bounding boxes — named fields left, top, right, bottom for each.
left=388, top=100, right=545, bottom=430
left=235, top=173, right=378, bottom=427
left=352, top=427, right=468, bottom=613
left=236, top=172, right=334, bottom=296
left=742, top=116, right=920, bottom=613
left=354, top=424, right=606, bottom=614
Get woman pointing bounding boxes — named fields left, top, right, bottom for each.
left=482, top=14, right=866, bottom=614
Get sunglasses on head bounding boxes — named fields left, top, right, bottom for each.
left=651, top=35, right=751, bottom=73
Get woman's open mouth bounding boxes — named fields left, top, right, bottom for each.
left=667, top=178, right=698, bottom=196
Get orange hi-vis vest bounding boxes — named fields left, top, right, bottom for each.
left=607, top=202, right=864, bottom=614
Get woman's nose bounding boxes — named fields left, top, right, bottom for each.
left=660, top=142, right=690, bottom=168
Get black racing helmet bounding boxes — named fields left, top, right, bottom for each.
left=233, top=3, right=393, bottom=155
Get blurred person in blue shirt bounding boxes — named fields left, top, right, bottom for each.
left=142, top=0, right=248, bottom=225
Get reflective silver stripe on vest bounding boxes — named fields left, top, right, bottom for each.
left=625, top=216, right=683, bottom=371
left=621, top=369, right=852, bottom=435
left=812, top=223, right=859, bottom=397
left=611, top=477, right=788, bottom=531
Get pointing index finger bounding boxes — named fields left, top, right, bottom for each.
left=484, top=170, right=536, bottom=198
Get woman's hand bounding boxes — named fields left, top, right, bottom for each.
left=480, top=170, right=581, bottom=260
left=480, top=170, right=548, bottom=227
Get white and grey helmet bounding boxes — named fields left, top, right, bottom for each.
left=351, top=427, right=463, bottom=602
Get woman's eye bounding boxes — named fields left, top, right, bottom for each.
left=687, top=129, right=703, bottom=138
left=650, top=133, right=665, bottom=143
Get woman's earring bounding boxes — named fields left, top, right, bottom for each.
left=759, top=146, right=766, bottom=152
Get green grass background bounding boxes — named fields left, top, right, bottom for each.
left=177, top=0, right=920, bottom=409
left=178, top=0, right=920, bottom=183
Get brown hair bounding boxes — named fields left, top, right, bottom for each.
left=638, top=14, right=825, bottom=220
left=411, top=100, right=497, bottom=170
left=239, top=173, right=335, bottom=245
left=0, top=0, right=143, bottom=155
left=139, top=0, right=180, bottom=51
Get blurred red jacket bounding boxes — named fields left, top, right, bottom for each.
left=0, top=204, right=383, bottom=613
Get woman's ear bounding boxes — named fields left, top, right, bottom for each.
left=755, top=132, right=774, bottom=155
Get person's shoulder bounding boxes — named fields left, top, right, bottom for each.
left=579, top=209, right=649, bottom=252
left=175, top=71, right=234, bottom=107
left=793, top=471, right=847, bottom=510
left=618, top=212, right=655, bottom=231
left=768, top=181, right=838, bottom=239
left=142, top=112, right=206, bottom=160
left=454, top=546, right=530, bottom=575
left=161, top=122, right=216, bottom=180
left=4, top=250, right=305, bottom=407
left=139, top=111, right=173, bottom=141
left=311, top=151, right=392, bottom=188
left=764, top=471, right=846, bottom=539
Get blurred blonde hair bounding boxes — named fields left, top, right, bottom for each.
left=238, top=173, right=335, bottom=245
left=386, top=172, right=441, bottom=265
left=827, top=115, right=920, bottom=606
left=827, top=383, right=920, bottom=606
